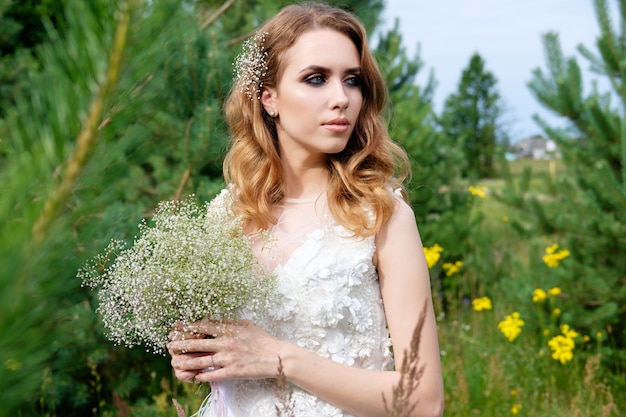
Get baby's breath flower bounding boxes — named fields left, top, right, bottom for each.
left=234, top=31, right=269, bottom=100
left=79, top=193, right=275, bottom=354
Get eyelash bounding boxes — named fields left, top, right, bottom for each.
left=304, top=74, right=362, bottom=87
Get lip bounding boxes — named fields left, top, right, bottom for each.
left=322, top=118, right=350, bottom=133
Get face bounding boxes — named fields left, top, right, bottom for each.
left=262, top=29, right=363, bottom=163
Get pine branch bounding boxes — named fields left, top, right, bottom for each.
left=31, top=0, right=133, bottom=246
left=200, top=0, right=237, bottom=30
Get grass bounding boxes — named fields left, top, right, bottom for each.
left=434, top=158, right=621, bottom=417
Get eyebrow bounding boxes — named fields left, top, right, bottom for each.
left=299, top=65, right=362, bottom=74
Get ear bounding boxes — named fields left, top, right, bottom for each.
left=261, top=87, right=277, bottom=114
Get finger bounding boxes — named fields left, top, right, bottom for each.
left=168, top=338, right=217, bottom=355
left=174, top=369, right=200, bottom=383
left=170, top=320, right=216, bottom=339
left=169, top=328, right=208, bottom=342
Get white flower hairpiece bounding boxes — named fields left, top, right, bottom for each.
left=234, top=31, right=269, bottom=100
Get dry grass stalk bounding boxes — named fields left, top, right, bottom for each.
left=572, top=354, right=618, bottom=417
left=274, top=356, right=296, bottom=417
left=383, top=301, right=428, bottom=417
left=173, top=398, right=188, bottom=417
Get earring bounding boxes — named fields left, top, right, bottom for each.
left=268, top=109, right=275, bottom=117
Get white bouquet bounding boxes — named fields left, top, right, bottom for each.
left=79, top=192, right=275, bottom=354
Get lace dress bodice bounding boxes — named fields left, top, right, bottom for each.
left=199, top=189, right=394, bottom=417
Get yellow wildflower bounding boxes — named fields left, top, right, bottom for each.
left=502, top=216, right=509, bottom=223
left=468, top=185, right=487, bottom=198
left=596, top=331, right=603, bottom=340
left=532, top=288, right=547, bottom=303
left=582, top=335, right=590, bottom=343
left=498, top=312, right=525, bottom=342
left=442, top=261, right=463, bottom=277
left=472, top=296, right=492, bottom=311
left=552, top=308, right=561, bottom=316
left=548, top=287, right=561, bottom=296
left=543, top=244, right=570, bottom=267
left=511, top=403, right=522, bottom=415
left=560, top=324, right=579, bottom=339
left=548, top=334, right=575, bottom=364
left=423, top=244, right=443, bottom=269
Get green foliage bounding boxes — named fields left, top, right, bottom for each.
left=440, top=52, right=507, bottom=178
left=0, top=0, right=65, bottom=118
left=496, top=0, right=626, bottom=381
left=376, top=20, right=466, bottom=240
left=0, top=0, right=65, bottom=54
left=0, top=0, right=235, bottom=414
left=375, top=20, right=485, bottom=312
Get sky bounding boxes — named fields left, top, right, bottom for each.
left=379, top=0, right=605, bottom=141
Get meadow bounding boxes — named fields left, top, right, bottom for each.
left=433, top=159, right=621, bottom=417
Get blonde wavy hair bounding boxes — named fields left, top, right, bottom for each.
left=223, top=2, right=410, bottom=237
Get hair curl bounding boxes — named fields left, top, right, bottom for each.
left=223, top=2, right=410, bottom=237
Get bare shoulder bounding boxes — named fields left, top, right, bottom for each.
left=374, top=192, right=424, bottom=271
left=380, top=192, right=420, bottom=241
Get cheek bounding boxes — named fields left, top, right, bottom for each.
left=352, top=94, right=364, bottom=115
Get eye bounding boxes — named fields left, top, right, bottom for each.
left=304, top=74, right=326, bottom=86
left=345, top=75, right=362, bottom=87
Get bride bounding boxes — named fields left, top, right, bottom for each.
left=167, top=3, right=444, bottom=417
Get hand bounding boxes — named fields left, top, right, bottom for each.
left=168, top=319, right=285, bottom=383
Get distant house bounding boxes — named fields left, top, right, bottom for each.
left=514, top=136, right=558, bottom=160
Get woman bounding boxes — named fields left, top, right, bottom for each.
left=168, top=3, right=444, bottom=417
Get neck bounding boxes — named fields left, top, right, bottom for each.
left=278, top=146, right=330, bottom=199
left=281, top=166, right=329, bottom=200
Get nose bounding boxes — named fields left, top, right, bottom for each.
left=328, top=79, right=349, bottom=110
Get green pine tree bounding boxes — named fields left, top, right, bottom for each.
left=440, top=52, right=507, bottom=178
left=376, top=20, right=482, bottom=311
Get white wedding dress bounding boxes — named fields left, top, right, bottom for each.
left=197, top=189, right=394, bottom=417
